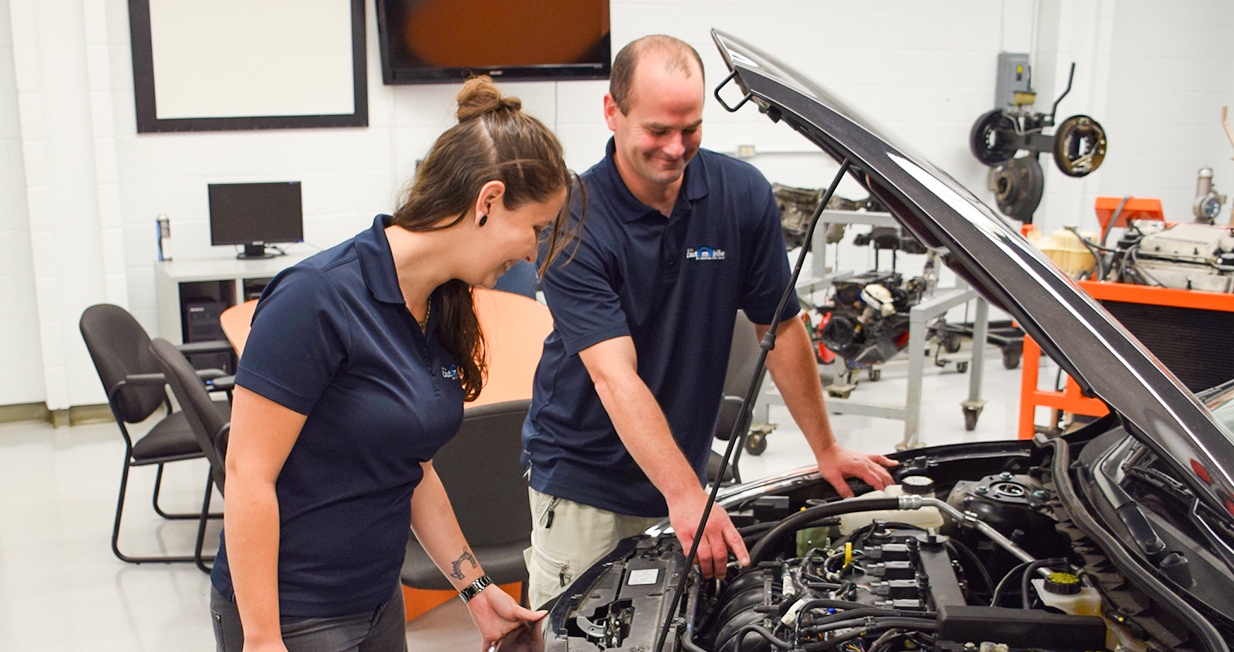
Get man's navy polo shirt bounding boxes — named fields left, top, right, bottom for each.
left=212, top=215, right=464, bottom=617
left=522, top=139, right=798, bottom=518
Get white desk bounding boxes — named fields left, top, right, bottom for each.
left=155, top=253, right=312, bottom=344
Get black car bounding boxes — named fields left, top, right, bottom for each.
left=539, top=31, right=1234, bottom=652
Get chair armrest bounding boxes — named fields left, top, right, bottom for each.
left=178, top=339, right=235, bottom=356
left=120, top=372, right=167, bottom=387
left=714, top=395, right=746, bottom=440
left=196, top=368, right=227, bottom=381
left=107, top=372, right=167, bottom=403
left=204, top=375, right=235, bottom=393
left=217, top=423, right=230, bottom=457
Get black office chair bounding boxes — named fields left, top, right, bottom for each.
left=707, top=310, right=767, bottom=486
left=401, top=399, right=533, bottom=599
left=150, top=337, right=231, bottom=573
left=79, top=304, right=231, bottom=564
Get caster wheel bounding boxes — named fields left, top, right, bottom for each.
left=868, top=368, right=881, bottom=382
left=745, top=432, right=767, bottom=456
left=1002, top=350, right=1022, bottom=370
left=827, top=385, right=855, bottom=399
left=942, top=333, right=962, bottom=354
left=964, top=409, right=979, bottom=431
left=956, top=361, right=969, bottom=374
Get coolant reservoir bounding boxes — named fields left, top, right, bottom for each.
left=837, top=478, right=945, bottom=534
left=1033, top=573, right=1149, bottom=652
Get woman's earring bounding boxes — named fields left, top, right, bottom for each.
left=478, top=214, right=488, bottom=227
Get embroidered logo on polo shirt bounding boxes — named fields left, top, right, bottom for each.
left=685, top=247, right=726, bottom=261
left=441, top=365, right=461, bottom=380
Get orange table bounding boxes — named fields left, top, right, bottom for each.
left=218, top=300, right=257, bottom=357
left=1018, top=280, right=1234, bottom=439
left=219, top=288, right=553, bottom=407
left=1017, top=334, right=1108, bottom=439
left=217, top=288, right=554, bottom=618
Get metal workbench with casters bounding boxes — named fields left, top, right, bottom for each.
left=754, top=210, right=989, bottom=450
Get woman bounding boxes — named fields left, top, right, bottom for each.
left=210, top=77, right=580, bottom=652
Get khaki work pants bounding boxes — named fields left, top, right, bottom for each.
left=523, top=488, right=661, bottom=610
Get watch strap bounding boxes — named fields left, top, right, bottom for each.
left=459, top=574, right=493, bottom=603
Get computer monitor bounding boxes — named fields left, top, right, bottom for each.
left=208, top=182, right=304, bottom=259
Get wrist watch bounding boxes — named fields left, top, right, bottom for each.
left=459, top=574, right=493, bottom=603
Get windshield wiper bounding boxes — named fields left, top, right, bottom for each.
left=1124, top=465, right=1192, bottom=502
left=1189, top=499, right=1234, bottom=580
left=1095, top=440, right=1168, bottom=564
left=1111, top=446, right=1234, bottom=581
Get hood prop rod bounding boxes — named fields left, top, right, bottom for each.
left=654, top=157, right=853, bottom=652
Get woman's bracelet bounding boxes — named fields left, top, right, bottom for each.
left=459, top=574, right=493, bottom=603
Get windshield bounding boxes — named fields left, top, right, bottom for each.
left=1206, top=382, right=1234, bottom=432
left=1202, top=382, right=1234, bottom=449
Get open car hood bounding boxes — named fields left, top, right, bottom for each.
left=710, top=29, right=1234, bottom=519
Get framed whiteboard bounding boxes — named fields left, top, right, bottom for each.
left=127, top=0, right=368, bottom=132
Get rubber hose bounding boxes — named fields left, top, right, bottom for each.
left=747, top=498, right=902, bottom=564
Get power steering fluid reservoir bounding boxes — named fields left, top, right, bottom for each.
left=837, top=477, right=945, bottom=534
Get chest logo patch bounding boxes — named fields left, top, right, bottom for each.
left=686, top=247, right=726, bottom=261
left=441, top=365, right=461, bottom=380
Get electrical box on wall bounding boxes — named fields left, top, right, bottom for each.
left=995, top=52, right=1034, bottom=109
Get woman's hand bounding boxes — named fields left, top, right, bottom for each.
left=465, top=585, right=546, bottom=651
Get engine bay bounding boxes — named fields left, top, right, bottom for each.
left=544, top=434, right=1229, bottom=652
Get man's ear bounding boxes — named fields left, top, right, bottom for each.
left=603, top=93, right=621, bottom=133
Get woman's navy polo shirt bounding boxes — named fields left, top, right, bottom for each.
left=522, top=139, right=798, bottom=518
left=211, top=215, right=464, bottom=617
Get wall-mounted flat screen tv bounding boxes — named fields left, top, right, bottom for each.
left=376, top=0, right=610, bottom=84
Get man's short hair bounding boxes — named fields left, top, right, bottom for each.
left=610, top=35, right=705, bottom=115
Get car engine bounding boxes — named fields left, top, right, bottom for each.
left=816, top=270, right=927, bottom=372
left=544, top=437, right=1219, bottom=652
left=1101, top=221, right=1234, bottom=293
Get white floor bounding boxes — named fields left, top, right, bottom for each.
left=0, top=343, right=1026, bottom=651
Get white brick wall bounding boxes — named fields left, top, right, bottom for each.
left=1091, top=0, right=1234, bottom=229
left=3, top=0, right=1234, bottom=407
left=0, top=0, right=44, bottom=405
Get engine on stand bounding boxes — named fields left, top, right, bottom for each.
left=816, top=270, right=927, bottom=385
left=773, top=182, right=943, bottom=391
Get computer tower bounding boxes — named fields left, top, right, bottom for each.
left=182, top=299, right=234, bottom=374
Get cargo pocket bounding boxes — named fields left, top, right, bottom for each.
left=530, top=492, right=559, bottom=531
left=531, top=545, right=573, bottom=591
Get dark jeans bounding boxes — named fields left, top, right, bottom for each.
left=210, top=585, right=407, bottom=652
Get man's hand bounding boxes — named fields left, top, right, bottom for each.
left=815, top=443, right=897, bottom=498
left=667, top=489, right=750, bottom=579
left=466, top=585, right=547, bottom=651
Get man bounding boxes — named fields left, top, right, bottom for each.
left=521, top=35, right=896, bottom=609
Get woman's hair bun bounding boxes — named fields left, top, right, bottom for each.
left=456, top=75, right=522, bottom=122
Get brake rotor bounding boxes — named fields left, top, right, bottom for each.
left=1053, top=114, right=1107, bottom=177
left=969, top=109, right=1018, bottom=167
left=993, top=156, right=1045, bottom=222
